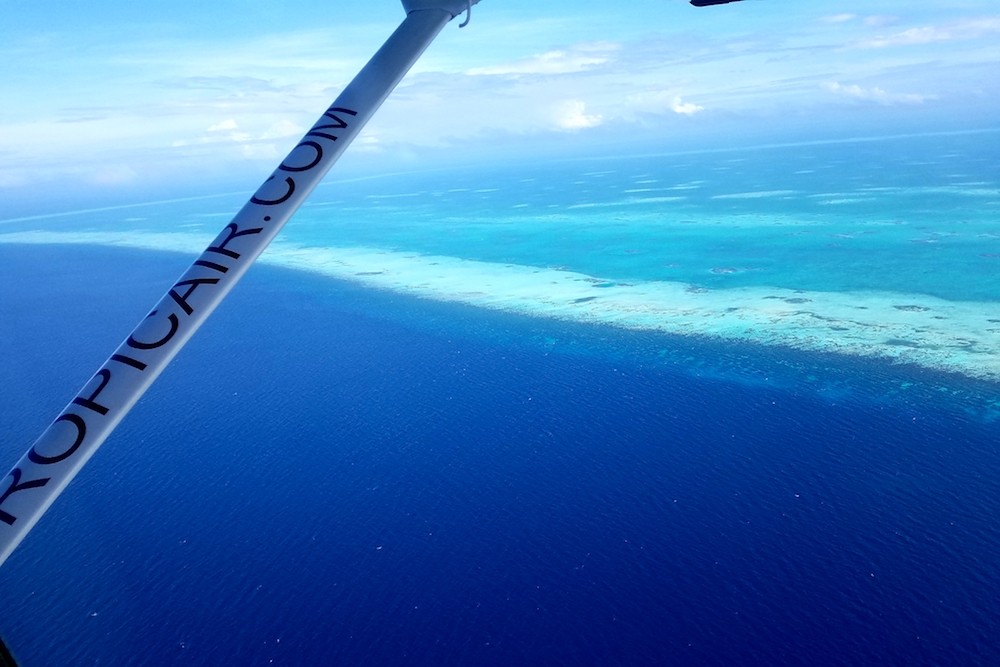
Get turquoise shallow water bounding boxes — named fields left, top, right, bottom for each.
left=297, top=132, right=1000, bottom=301
left=2, top=131, right=999, bottom=381
left=5, top=132, right=998, bottom=299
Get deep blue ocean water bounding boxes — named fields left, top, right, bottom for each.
left=2, top=242, right=999, bottom=665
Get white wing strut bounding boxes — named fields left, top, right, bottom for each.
left=0, top=2, right=477, bottom=568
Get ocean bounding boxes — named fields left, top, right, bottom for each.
left=1, top=132, right=999, bottom=665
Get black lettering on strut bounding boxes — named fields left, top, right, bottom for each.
left=250, top=176, right=295, bottom=207
left=72, top=369, right=112, bottom=416
left=206, top=222, right=265, bottom=259
left=127, top=310, right=180, bottom=350
left=306, top=106, right=357, bottom=141
left=29, top=413, right=87, bottom=465
left=324, top=106, right=358, bottom=125
left=170, top=277, right=221, bottom=315
left=194, top=259, right=230, bottom=274
left=111, top=353, right=147, bottom=371
left=0, top=469, right=50, bottom=526
left=279, top=140, right=323, bottom=173
left=305, top=129, right=339, bottom=142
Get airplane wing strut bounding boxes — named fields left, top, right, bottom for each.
left=0, top=2, right=470, bottom=570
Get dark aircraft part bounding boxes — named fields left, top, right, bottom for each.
left=0, top=637, right=18, bottom=667
left=690, top=0, right=744, bottom=6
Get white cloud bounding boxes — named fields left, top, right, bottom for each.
left=466, top=43, right=617, bottom=77
left=260, top=119, right=303, bottom=140
left=822, top=13, right=897, bottom=28
left=239, top=143, right=281, bottom=160
left=5, top=4, right=1000, bottom=197
left=173, top=117, right=300, bottom=151
left=822, top=14, right=857, bottom=24
left=863, top=15, right=899, bottom=28
left=207, top=118, right=239, bottom=132
left=623, top=90, right=704, bottom=118
left=865, top=26, right=952, bottom=48
left=187, top=118, right=251, bottom=144
left=825, top=81, right=932, bottom=105
left=671, top=97, right=704, bottom=116
left=554, top=100, right=603, bottom=130
left=351, top=134, right=383, bottom=154
left=858, top=17, right=1000, bottom=48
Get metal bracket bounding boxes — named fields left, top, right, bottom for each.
left=401, top=0, right=481, bottom=21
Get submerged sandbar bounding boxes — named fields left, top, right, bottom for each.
left=3, top=229, right=999, bottom=383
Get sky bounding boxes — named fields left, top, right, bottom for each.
left=1, top=0, right=998, bottom=212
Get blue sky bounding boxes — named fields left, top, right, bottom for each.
left=1, top=0, right=998, bottom=211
